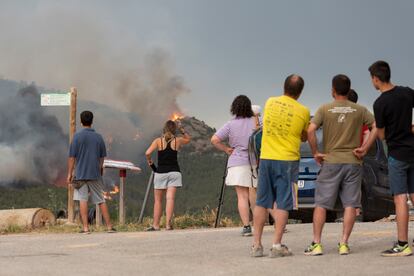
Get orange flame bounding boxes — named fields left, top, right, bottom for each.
left=170, top=112, right=184, bottom=121
left=104, top=185, right=120, bottom=200
left=110, top=185, right=120, bottom=195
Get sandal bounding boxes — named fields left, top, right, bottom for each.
left=107, top=227, right=117, bottom=233
left=166, top=226, right=174, bottom=231
left=145, top=226, right=160, bottom=232
left=79, top=230, right=91, bottom=235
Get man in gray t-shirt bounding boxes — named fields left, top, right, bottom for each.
left=67, top=111, right=115, bottom=234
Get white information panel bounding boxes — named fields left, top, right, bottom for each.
left=40, top=93, right=71, bottom=106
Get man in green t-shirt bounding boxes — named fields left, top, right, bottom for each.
left=304, top=74, right=377, bottom=256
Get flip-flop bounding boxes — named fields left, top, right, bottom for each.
left=166, top=226, right=174, bottom=231
left=79, top=230, right=91, bottom=235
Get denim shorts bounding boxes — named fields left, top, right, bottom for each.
left=256, top=159, right=299, bottom=211
left=388, top=156, right=414, bottom=195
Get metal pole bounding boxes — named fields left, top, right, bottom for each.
left=119, top=169, right=127, bottom=225
left=214, top=157, right=229, bottom=228
left=68, top=87, right=77, bottom=223
left=138, top=172, right=154, bottom=223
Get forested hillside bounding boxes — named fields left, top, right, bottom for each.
left=0, top=79, right=240, bottom=221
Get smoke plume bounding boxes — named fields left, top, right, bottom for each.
left=0, top=85, right=67, bottom=186
left=0, top=2, right=190, bottom=185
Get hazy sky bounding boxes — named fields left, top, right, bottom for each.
left=2, top=0, right=414, bottom=128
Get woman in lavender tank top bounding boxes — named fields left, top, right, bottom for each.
left=211, top=95, right=259, bottom=236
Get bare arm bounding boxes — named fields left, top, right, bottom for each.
left=211, top=135, right=233, bottom=155
left=178, top=127, right=191, bottom=145
left=377, top=127, right=385, bottom=140
left=353, top=122, right=379, bottom=159
left=145, top=139, right=159, bottom=166
left=307, top=122, right=326, bottom=165
left=99, top=158, right=105, bottom=176
left=67, top=157, right=75, bottom=185
left=301, top=130, right=308, bottom=142
left=254, top=115, right=261, bottom=130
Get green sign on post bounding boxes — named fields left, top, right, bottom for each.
left=40, top=93, right=71, bottom=106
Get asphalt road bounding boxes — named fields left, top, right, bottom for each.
left=0, top=222, right=413, bottom=276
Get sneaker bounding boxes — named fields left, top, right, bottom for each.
left=381, top=242, right=412, bottom=257
left=338, top=243, right=350, bottom=255
left=241, top=225, right=252, bottom=237
left=304, top=242, right=323, bottom=256
left=250, top=245, right=264, bottom=257
left=269, top=244, right=293, bottom=258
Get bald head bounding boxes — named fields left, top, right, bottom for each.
left=284, top=74, right=304, bottom=99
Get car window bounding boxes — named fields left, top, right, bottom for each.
left=300, top=129, right=323, bottom=157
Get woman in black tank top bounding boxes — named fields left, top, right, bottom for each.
left=157, top=137, right=180, bottom=173
left=145, top=120, right=191, bottom=231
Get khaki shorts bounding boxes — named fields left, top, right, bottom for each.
left=315, top=163, right=362, bottom=210
left=73, top=179, right=105, bottom=204
left=226, top=165, right=258, bottom=188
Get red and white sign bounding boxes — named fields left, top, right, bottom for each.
left=104, top=159, right=141, bottom=172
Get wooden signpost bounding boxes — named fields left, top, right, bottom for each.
left=68, top=88, right=77, bottom=223
left=41, top=87, right=77, bottom=223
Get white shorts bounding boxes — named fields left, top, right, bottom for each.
left=154, top=172, right=182, bottom=189
left=226, top=165, right=258, bottom=188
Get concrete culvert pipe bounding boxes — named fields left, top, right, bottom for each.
left=0, top=208, right=56, bottom=230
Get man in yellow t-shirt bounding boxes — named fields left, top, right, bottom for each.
left=251, top=74, right=310, bottom=258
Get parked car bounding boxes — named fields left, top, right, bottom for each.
left=290, top=129, right=395, bottom=222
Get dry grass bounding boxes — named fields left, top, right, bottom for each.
left=0, top=207, right=240, bottom=235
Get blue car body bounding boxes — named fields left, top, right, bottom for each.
left=295, top=130, right=395, bottom=221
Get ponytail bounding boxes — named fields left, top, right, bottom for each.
left=163, top=120, right=177, bottom=141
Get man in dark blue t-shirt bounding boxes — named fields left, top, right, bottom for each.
left=369, top=60, right=414, bottom=257
left=67, top=111, right=115, bottom=233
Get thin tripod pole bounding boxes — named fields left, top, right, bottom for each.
left=214, top=156, right=229, bottom=228
left=138, top=171, right=154, bottom=223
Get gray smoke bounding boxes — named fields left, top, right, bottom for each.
left=0, top=2, right=190, bottom=185
left=0, top=85, right=67, bottom=186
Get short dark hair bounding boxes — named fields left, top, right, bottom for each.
left=231, top=95, right=253, bottom=118
left=368, top=60, right=391, bottom=82
left=284, top=74, right=304, bottom=98
left=332, top=74, right=351, bottom=96
left=80, top=111, right=93, bottom=126
left=348, top=89, right=358, bottom=103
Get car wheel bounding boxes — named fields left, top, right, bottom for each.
left=360, top=188, right=370, bottom=222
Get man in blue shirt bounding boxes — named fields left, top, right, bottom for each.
left=67, top=111, right=115, bottom=233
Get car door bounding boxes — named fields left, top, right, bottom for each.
left=363, top=139, right=390, bottom=198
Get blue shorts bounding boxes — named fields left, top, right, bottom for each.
left=256, top=159, right=299, bottom=211
left=388, top=156, right=414, bottom=195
